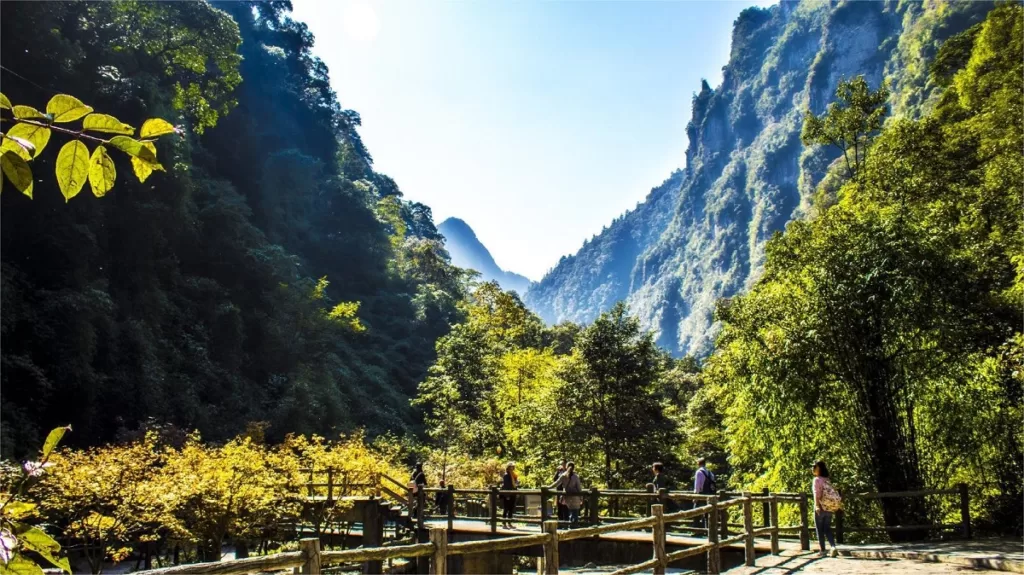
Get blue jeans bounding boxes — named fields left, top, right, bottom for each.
left=568, top=508, right=579, bottom=526
left=815, top=510, right=835, bottom=551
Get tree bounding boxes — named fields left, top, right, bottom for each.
left=802, top=76, right=890, bottom=178
left=560, top=303, right=678, bottom=488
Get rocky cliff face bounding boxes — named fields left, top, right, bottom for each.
left=438, top=217, right=532, bottom=295
left=526, top=0, right=993, bottom=356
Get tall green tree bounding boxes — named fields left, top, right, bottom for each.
left=802, top=76, right=890, bottom=179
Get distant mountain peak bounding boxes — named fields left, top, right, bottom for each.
left=438, top=217, right=531, bottom=295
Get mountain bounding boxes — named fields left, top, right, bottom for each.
left=438, top=218, right=532, bottom=295
left=526, top=0, right=994, bottom=357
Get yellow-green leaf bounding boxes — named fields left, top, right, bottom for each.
left=1, top=151, right=33, bottom=198
left=1, top=134, right=34, bottom=160
left=88, top=145, right=116, bottom=197
left=56, top=141, right=89, bottom=202
left=0, top=93, right=11, bottom=110
left=11, top=106, right=45, bottom=120
left=41, top=426, right=68, bottom=459
left=131, top=142, right=163, bottom=182
left=46, top=94, right=93, bottom=123
left=3, top=122, right=51, bottom=158
left=109, top=135, right=160, bottom=166
left=139, top=118, right=176, bottom=139
left=82, top=113, right=134, bottom=135
left=4, top=502, right=36, bottom=520
left=1, top=555, right=44, bottom=575
left=17, top=527, right=59, bottom=554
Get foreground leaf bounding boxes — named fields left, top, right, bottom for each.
left=131, top=141, right=162, bottom=183
left=0, top=93, right=10, bottom=110
left=140, top=118, right=176, bottom=139
left=0, top=151, right=33, bottom=198
left=3, top=502, right=36, bottom=521
left=109, top=136, right=159, bottom=166
left=56, top=141, right=89, bottom=201
left=11, top=106, right=45, bottom=121
left=46, top=94, right=93, bottom=123
left=0, top=555, right=44, bottom=575
left=82, top=113, right=134, bottom=135
left=88, top=146, right=116, bottom=197
left=3, top=123, right=51, bottom=158
left=41, top=427, right=67, bottom=460
left=0, top=135, right=34, bottom=160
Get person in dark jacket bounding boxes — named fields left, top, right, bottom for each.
left=410, top=463, right=427, bottom=518
left=650, top=461, right=679, bottom=512
left=501, top=462, right=519, bottom=529
left=435, top=480, right=451, bottom=516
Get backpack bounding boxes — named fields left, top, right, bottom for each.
left=698, top=468, right=716, bottom=494
left=819, top=480, right=843, bottom=512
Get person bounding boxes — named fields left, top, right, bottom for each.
left=501, top=462, right=518, bottom=529
left=650, top=462, right=679, bottom=512
left=693, top=457, right=716, bottom=495
left=435, top=479, right=451, bottom=516
left=549, top=461, right=583, bottom=527
left=410, top=463, right=427, bottom=519
left=693, top=457, right=716, bottom=528
left=553, top=459, right=568, bottom=521
left=812, top=460, right=839, bottom=558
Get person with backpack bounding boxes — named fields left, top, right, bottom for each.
left=812, top=460, right=841, bottom=557
left=692, top=457, right=716, bottom=527
left=549, top=461, right=583, bottom=527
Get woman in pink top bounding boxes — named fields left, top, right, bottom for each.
left=812, top=461, right=838, bottom=557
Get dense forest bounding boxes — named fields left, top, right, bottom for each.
left=0, top=1, right=1020, bottom=571
left=0, top=0, right=468, bottom=453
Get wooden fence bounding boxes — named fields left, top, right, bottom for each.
left=137, top=495, right=796, bottom=575
left=835, top=484, right=972, bottom=543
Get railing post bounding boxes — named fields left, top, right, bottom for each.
left=447, top=484, right=456, bottom=532
left=798, top=493, right=810, bottom=551
left=490, top=486, right=499, bottom=533
left=652, top=504, right=666, bottom=575
left=959, top=482, right=971, bottom=539
left=327, top=469, right=334, bottom=503
left=418, top=488, right=427, bottom=531
left=307, top=468, right=315, bottom=497
left=761, top=488, right=770, bottom=529
left=541, top=486, right=550, bottom=525
left=836, top=509, right=845, bottom=545
left=429, top=526, right=447, bottom=575
left=769, top=495, right=780, bottom=555
left=588, top=488, right=599, bottom=526
left=707, top=496, right=720, bottom=574
left=657, top=488, right=668, bottom=518
left=300, top=537, right=321, bottom=574
left=742, top=492, right=755, bottom=567
left=718, top=490, right=729, bottom=541
left=543, top=520, right=559, bottom=575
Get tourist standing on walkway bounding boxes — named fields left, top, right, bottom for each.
left=693, top=457, right=716, bottom=527
left=501, top=462, right=519, bottom=529
left=410, top=463, right=427, bottom=519
left=435, top=479, right=451, bottom=516
left=554, top=459, right=568, bottom=521
left=650, top=462, right=679, bottom=512
left=813, top=460, right=840, bottom=557
left=549, top=461, right=583, bottom=527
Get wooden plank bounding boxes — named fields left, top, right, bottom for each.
left=742, top=492, right=755, bottom=567
left=769, top=497, right=780, bottom=555
left=665, top=542, right=714, bottom=563
left=798, top=493, right=810, bottom=551
left=300, top=538, right=321, bottom=574
left=707, top=496, right=720, bottom=574
left=447, top=533, right=551, bottom=556
left=321, top=543, right=435, bottom=564
left=608, top=557, right=661, bottom=575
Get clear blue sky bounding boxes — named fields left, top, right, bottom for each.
left=290, top=0, right=773, bottom=280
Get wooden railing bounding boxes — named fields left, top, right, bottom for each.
left=835, top=483, right=972, bottom=543
left=135, top=497, right=787, bottom=575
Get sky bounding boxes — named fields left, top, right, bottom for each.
left=291, top=0, right=774, bottom=280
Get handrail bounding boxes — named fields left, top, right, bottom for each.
left=135, top=551, right=304, bottom=575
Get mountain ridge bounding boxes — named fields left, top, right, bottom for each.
left=525, top=0, right=994, bottom=357
left=438, top=217, right=532, bottom=295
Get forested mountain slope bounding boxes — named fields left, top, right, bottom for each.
left=437, top=218, right=531, bottom=295
left=0, top=1, right=465, bottom=454
left=526, top=0, right=994, bottom=356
